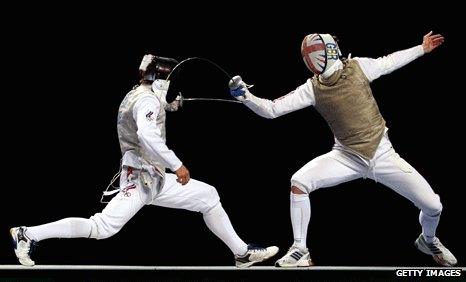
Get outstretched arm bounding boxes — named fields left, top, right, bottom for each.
left=229, top=76, right=315, bottom=119
left=356, top=31, right=444, bottom=82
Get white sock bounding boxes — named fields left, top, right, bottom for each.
left=290, top=193, right=310, bottom=250
left=26, top=218, right=93, bottom=242
left=419, top=211, right=440, bottom=243
left=203, top=204, right=248, bottom=256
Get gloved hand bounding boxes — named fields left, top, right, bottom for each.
left=165, top=94, right=182, bottom=112
left=228, top=75, right=248, bottom=101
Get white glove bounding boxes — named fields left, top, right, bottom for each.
left=165, top=95, right=182, bottom=112
left=228, top=75, right=249, bottom=101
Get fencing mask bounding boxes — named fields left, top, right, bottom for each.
left=139, top=54, right=178, bottom=82
left=301, top=33, right=342, bottom=75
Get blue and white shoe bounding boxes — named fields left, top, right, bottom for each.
left=415, top=234, right=457, bottom=266
left=10, top=226, right=36, bottom=266
left=235, top=244, right=279, bottom=268
left=275, top=245, right=313, bottom=267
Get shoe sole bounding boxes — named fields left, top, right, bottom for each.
left=433, top=255, right=455, bottom=267
left=275, top=259, right=314, bottom=268
left=236, top=262, right=255, bottom=268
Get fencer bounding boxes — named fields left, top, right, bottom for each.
left=10, top=54, right=278, bottom=268
left=229, top=32, right=456, bottom=267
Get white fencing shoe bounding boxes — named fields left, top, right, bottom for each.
left=10, top=226, right=36, bottom=266
left=415, top=234, right=457, bottom=266
left=235, top=244, right=279, bottom=268
left=275, top=245, right=313, bottom=267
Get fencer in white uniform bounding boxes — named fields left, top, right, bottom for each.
left=10, top=54, right=278, bottom=268
left=229, top=32, right=457, bottom=267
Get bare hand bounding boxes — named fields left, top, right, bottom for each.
left=175, top=165, right=190, bottom=185
left=422, top=31, right=444, bottom=53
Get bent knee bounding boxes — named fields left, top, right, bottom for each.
left=290, top=173, right=311, bottom=194
left=203, top=184, right=220, bottom=203
left=291, top=168, right=320, bottom=193
left=208, top=184, right=220, bottom=199
left=423, top=195, right=443, bottom=216
left=197, top=184, right=221, bottom=214
left=291, top=185, right=307, bottom=194
left=89, top=215, right=123, bottom=240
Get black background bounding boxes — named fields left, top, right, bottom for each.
left=1, top=2, right=464, bottom=269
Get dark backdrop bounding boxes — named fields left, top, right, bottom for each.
left=1, top=3, right=463, bottom=268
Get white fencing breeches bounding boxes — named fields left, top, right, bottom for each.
left=89, top=169, right=220, bottom=239
left=26, top=168, right=248, bottom=255
left=290, top=133, right=442, bottom=241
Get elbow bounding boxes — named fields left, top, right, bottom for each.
left=258, top=112, right=278, bottom=119
left=257, top=107, right=279, bottom=119
left=248, top=108, right=277, bottom=119
left=267, top=108, right=282, bottom=119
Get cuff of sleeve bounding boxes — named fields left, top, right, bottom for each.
left=170, top=160, right=183, bottom=172
left=416, top=45, right=425, bottom=56
left=241, top=90, right=254, bottom=102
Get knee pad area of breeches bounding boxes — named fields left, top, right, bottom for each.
left=290, top=170, right=315, bottom=193
left=422, top=194, right=443, bottom=217
left=88, top=214, right=120, bottom=240
left=290, top=178, right=310, bottom=194
left=198, top=185, right=221, bottom=214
